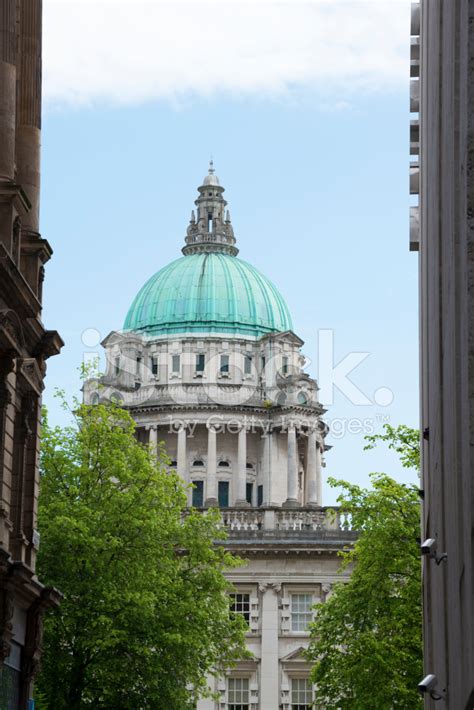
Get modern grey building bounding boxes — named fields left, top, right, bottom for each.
left=411, top=2, right=474, bottom=706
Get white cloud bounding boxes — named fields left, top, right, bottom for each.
left=43, top=0, right=411, bottom=106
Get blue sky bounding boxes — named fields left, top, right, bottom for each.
left=41, top=0, right=417, bottom=505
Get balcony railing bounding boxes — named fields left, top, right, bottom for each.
left=217, top=506, right=353, bottom=537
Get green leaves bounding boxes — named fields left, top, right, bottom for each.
left=306, top=426, right=422, bottom=709
left=36, top=398, right=247, bottom=709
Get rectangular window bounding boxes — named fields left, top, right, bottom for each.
left=229, top=593, right=250, bottom=624
left=227, top=678, right=249, bottom=710
left=244, top=354, right=252, bottom=375
left=172, top=354, right=181, bottom=374
left=261, top=356, right=266, bottom=371
left=290, top=593, right=313, bottom=632
left=291, top=678, right=312, bottom=709
left=151, top=355, right=158, bottom=375
left=218, top=480, right=229, bottom=507
left=136, top=356, right=142, bottom=376
left=246, top=482, right=253, bottom=505
left=192, top=481, right=204, bottom=507
left=196, top=353, right=205, bottom=372
left=282, top=356, right=289, bottom=374
left=220, top=354, right=230, bottom=373
left=257, top=485, right=263, bottom=507
left=114, top=355, right=120, bottom=375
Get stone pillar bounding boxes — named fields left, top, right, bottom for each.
left=262, top=427, right=273, bottom=506
left=284, top=425, right=299, bottom=507
left=259, top=582, right=280, bottom=709
left=16, top=0, right=43, bottom=234
left=205, top=424, right=218, bottom=506
left=0, top=0, right=17, bottom=182
left=316, top=442, right=323, bottom=507
left=306, top=429, right=318, bottom=507
left=177, top=425, right=187, bottom=484
left=149, top=425, right=158, bottom=454
left=235, top=425, right=249, bottom=507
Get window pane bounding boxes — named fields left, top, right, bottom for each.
left=246, top=482, right=253, bottom=505
left=196, top=353, right=205, bottom=372
left=220, top=354, right=229, bottom=373
left=257, top=485, right=263, bottom=507
left=218, top=481, right=229, bottom=507
left=151, top=356, right=158, bottom=375
left=230, top=593, right=250, bottom=624
left=290, top=594, right=313, bottom=632
left=228, top=678, right=249, bottom=709
left=291, top=677, right=312, bottom=708
left=192, top=481, right=204, bottom=507
left=244, top=354, right=252, bottom=375
left=172, top=354, right=180, bottom=373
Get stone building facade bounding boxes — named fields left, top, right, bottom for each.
left=411, top=2, right=474, bottom=706
left=0, top=2, right=62, bottom=707
left=86, top=165, right=355, bottom=708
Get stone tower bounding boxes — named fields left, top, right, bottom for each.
left=86, top=165, right=355, bottom=709
left=0, top=2, right=62, bottom=706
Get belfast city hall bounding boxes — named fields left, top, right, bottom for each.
left=85, top=164, right=355, bottom=709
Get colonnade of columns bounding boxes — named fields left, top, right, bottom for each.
left=146, top=421, right=323, bottom=508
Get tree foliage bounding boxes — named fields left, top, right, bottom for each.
left=36, top=397, right=247, bottom=709
left=306, top=425, right=422, bottom=709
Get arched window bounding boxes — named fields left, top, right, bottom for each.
left=246, top=462, right=254, bottom=470
left=297, top=392, right=308, bottom=405
left=90, top=393, right=99, bottom=405
left=192, top=459, right=205, bottom=467
left=218, top=460, right=230, bottom=468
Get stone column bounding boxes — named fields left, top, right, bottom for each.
left=235, top=424, right=249, bottom=507
left=16, top=0, right=43, bottom=235
left=259, top=582, right=280, bottom=709
left=262, top=427, right=273, bottom=506
left=284, top=425, right=299, bottom=507
left=0, top=0, right=17, bottom=182
left=306, top=428, right=318, bottom=507
left=205, top=424, right=218, bottom=506
left=149, top=425, right=158, bottom=455
left=316, top=442, right=323, bottom=507
left=177, top=425, right=187, bottom=484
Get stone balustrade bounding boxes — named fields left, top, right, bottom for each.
left=221, top=509, right=265, bottom=531
left=214, top=506, right=352, bottom=537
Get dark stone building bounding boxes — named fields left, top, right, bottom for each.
left=411, top=1, right=474, bottom=706
left=0, top=1, right=62, bottom=706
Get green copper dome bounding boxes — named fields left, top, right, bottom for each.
left=124, top=165, right=293, bottom=338
left=124, top=253, right=293, bottom=338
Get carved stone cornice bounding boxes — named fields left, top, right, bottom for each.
left=258, top=581, right=281, bottom=594
left=33, top=329, right=64, bottom=359
left=0, top=308, right=26, bottom=354
left=0, top=181, right=31, bottom=214
left=17, top=357, right=44, bottom=395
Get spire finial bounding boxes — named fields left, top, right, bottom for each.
left=209, top=158, right=215, bottom=175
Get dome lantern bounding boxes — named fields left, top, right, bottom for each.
left=183, top=162, right=238, bottom=256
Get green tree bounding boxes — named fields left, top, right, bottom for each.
left=306, top=425, right=422, bottom=709
left=36, top=398, right=247, bottom=709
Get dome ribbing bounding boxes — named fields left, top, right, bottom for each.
left=123, top=253, right=292, bottom=337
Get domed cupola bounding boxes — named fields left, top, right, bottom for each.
left=123, top=164, right=293, bottom=338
